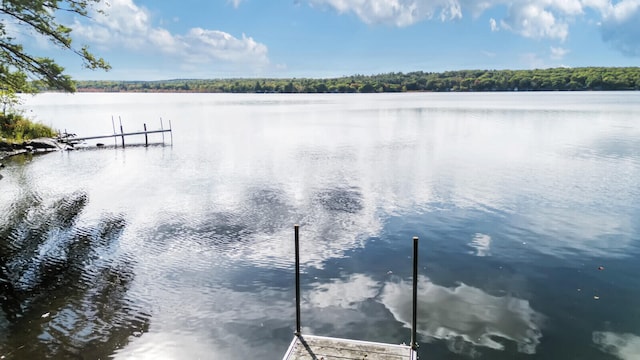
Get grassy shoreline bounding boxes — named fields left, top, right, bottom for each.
left=1, top=113, right=58, bottom=164
left=1, top=113, right=56, bottom=142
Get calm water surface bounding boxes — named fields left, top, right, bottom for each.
left=1, top=92, right=639, bottom=359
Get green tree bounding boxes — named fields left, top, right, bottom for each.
left=0, top=0, right=110, bottom=93
left=358, top=83, right=375, bottom=93
left=0, top=89, right=21, bottom=115
left=315, top=83, right=328, bottom=93
left=284, top=81, right=295, bottom=93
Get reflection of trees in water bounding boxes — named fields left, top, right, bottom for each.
left=0, top=190, right=149, bottom=359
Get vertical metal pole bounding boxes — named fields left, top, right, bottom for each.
left=119, top=117, right=125, bottom=148
left=111, top=116, right=117, bottom=148
left=144, top=123, right=148, bottom=147
left=160, top=118, right=165, bottom=145
left=294, top=224, right=301, bottom=336
left=411, top=236, right=419, bottom=350
left=169, top=120, right=173, bottom=146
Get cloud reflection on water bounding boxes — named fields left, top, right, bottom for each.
left=593, top=331, right=640, bottom=360
left=381, top=277, right=543, bottom=356
left=302, top=273, right=544, bottom=356
left=307, top=274, right=379, bottom=309
left=113, top=284, right=293, bottom=359
left=469, top=233, right=491, bottom=257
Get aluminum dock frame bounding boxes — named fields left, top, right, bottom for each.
left=283, top=225, right=419, bottom=360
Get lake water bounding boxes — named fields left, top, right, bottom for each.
left=1, top=92, right=639, bottom=359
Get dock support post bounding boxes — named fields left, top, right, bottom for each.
left=160, top=118, right=165, bottom=145
left=294, top=224, right=301, bottom=336
left=144, top=123, right=148, bottom=147
left=112, top=116, right=117, bottom=148
left=119, top=117, right=125, bottom=148
left=411, top=236, right=419, bottom=351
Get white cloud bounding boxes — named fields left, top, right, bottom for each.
left=309, top=0, right=575, bottom=39
left=550, top=46, right=570, bottom=59
left=148, top=28, right=178, bottom=53
left=72, top=0, right=269, bottom=68
left=549, top=0, right=584, bottom=15
left=308, top=0, right=463, bottom=27
left=489, top=17, right=499, bottom=31
left=308, top=0, right=640, bottom=56
left=599, top=0, right=640, bottom=56
left=97, top=0, right=149, bottom=35
left=181, top=28, right=269, bottom=65
left=580, top=0, right=609, bottom=13
left=606, top=0, right=640, bottom=21
left=499, top=3, right=569, bottom=40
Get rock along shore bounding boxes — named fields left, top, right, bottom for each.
left=0, top=138, right=62, bottom=162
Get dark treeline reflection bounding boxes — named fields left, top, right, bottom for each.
left=0, top=188, right=149, bottom=359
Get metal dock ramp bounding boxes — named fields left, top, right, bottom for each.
left=283, top=225, right=419, bottom=360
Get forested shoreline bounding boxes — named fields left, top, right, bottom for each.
left=75, top=67, right=640, bottom=93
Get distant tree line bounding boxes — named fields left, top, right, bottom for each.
left=74, top=67, right=640, bottom=93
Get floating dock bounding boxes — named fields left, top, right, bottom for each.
left=283, top=225, right=419, bottom=360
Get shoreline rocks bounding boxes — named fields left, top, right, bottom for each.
left=0, top=138, right=61, bottom=161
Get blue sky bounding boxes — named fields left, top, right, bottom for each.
left=13, top=0, right=640, bottom=80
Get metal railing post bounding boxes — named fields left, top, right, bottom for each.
left=294, top=224, right=301, bottom=336
left=411, top=236, right=419, bottom=350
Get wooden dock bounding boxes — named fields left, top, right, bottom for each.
left=284, top=225, right=420, bottom=359
left=283, top=334, right=417, bottom=360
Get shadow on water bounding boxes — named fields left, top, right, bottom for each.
left=0, top=188, right=150, bottom=359
left=149, top=186, right=297, bottom=252
left=314, top=187, right=363, bottom=214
